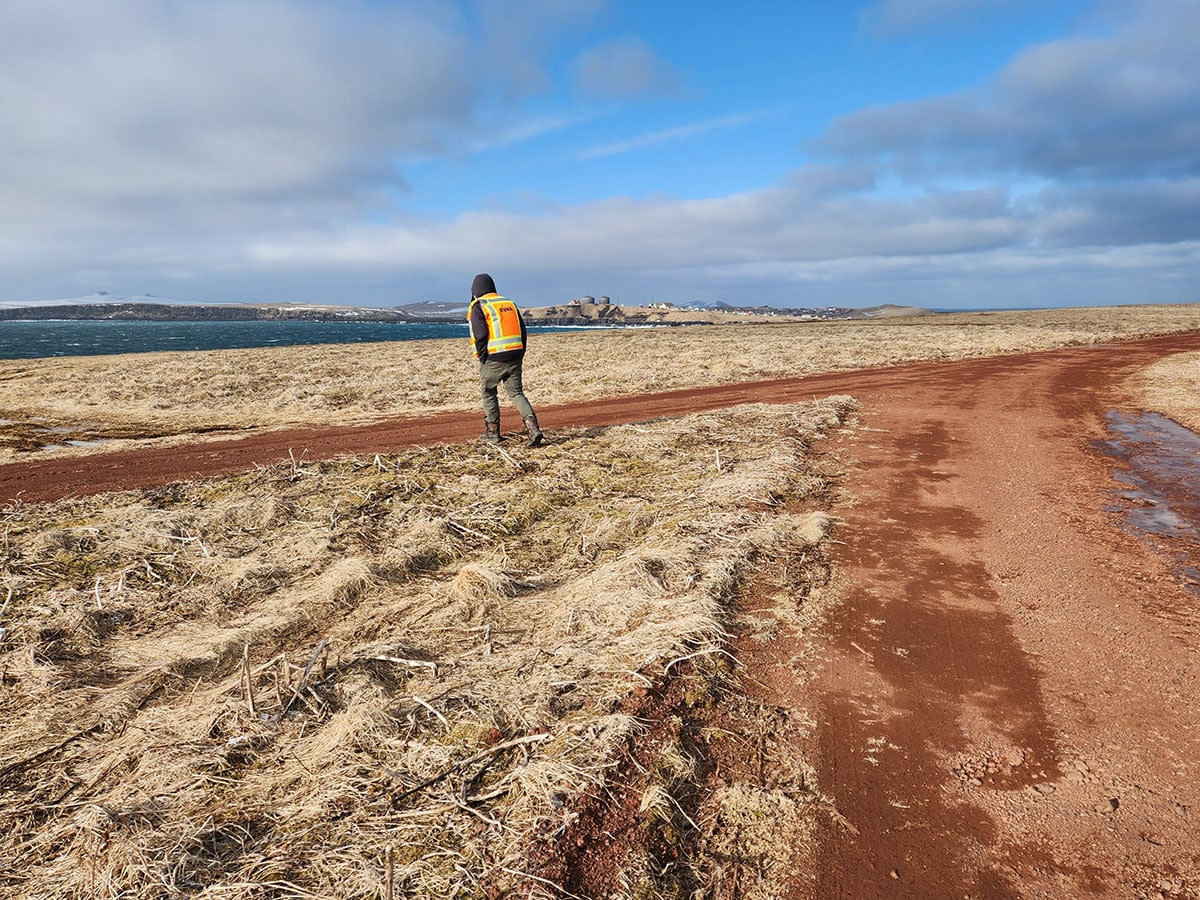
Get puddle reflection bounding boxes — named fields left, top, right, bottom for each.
left=1096, top=410, right=1200, bottom=596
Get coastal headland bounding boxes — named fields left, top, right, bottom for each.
left=0, top=298, right=931, bottom=326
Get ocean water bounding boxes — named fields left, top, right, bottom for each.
left=0, top=319, right=483, bottom=360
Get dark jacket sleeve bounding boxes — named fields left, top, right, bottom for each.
left=469, top=300, right=489, bottom=361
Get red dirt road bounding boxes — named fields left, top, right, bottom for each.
left=4, top=332, right=1200, bottom=897
left=796, top=334, right=1200, bottom=898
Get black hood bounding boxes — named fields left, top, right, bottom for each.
left=471, top=273, right=497, bottom=300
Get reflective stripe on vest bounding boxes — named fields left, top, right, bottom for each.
left=471, top=294, right=524, bottom=357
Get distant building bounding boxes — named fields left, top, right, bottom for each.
left=598, top=296, right=610, bottom=306
left=581, top=295, right=596, bottom=305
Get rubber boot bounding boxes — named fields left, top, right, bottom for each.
left=481, top=419, right=501, bottom=443
left=523, top=415, right=544, bottom=447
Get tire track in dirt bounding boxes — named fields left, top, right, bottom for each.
left=5, top=332, right=1200, bottom=507
left=803, top=335, right=1200, bottom=897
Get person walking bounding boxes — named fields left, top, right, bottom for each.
left=467, top=273, right=544, bottom=446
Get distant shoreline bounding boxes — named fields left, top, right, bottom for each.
left=0, top=300, right=933, bottom=327
left=0, top=301, right=433, bottom=324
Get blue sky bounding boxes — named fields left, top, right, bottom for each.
left=1, top=0, right=1197, bottom=309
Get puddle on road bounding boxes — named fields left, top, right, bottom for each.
left=1095, top=411, right=1200, bottom=597
left=0, top=420, right=122, bottom=456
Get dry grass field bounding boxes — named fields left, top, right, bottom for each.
left=2, top=303, right=1199, bottom=899
left=1126, top=350, right=1200, bottom=432
left=0, top=398, right=851, bottom=898
left=3, top=303, right=1200, bottom=463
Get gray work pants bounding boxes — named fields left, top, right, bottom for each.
left=479, top=359, right=535, bottom=424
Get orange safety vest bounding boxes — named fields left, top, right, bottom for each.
left=469, top=293, right=525, bottom=358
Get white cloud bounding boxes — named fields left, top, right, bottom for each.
left=469, top=0, right=607, bottom=94
left=824, top=0, right=1200, bottom=183
left=245, top=177, right=1024, bottom=276
left=572, top=36, right=683, bottom=98
left=1, top=0, right=1196, bottom=310
left=233, top=129, right=1199, bottom=306
left=0, top=1, right=475, bottom=215
left=0, top=0, right=617, bottom=241
left=0, top=0, right=611, bottom=298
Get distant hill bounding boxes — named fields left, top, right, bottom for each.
left=0, top=294, right=932, bottom=325
left=396, top=300, right=470, bottom=319
left=682, top=299, right=733, bottom=310
left=522, top=302, right=932, bottom=326
left=0, top=292, right=479, bottom=324
left=850, top=304, right=932, bottom=319
left=0, top=301, right=416, bottom=323
left=0, top=291, right=176, bottom=310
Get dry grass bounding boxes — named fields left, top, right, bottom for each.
left=0, top=396, right=854, bottom=899
left=2, top=303, right=1199, bottom=897
left=1125, top=350, right=1200, bottom=431
left=4, top=303, right=1200, bottom=463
